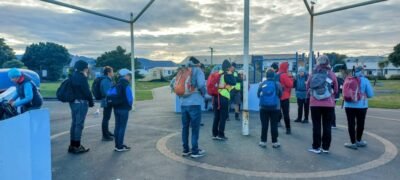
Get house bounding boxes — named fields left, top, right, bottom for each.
left=344, top=56, right=400, bottom=77
left=139, top=67, right=178, bottom=82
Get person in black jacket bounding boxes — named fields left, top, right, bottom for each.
left=68, top=60, right=94, bottom=154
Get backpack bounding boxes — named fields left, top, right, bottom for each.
left=0, top=100, right=18, bottom=120
left=310, top=70, right=333, bottom=100
left=56, top=78, right=75, bottom=103
left=343, top=76, right=363, bottom=102
left=296, top=75, right=307, bottom=91
left=92, top=76, right=105, bottom=100
left=259, top=80, right=279, bottom=107
left=174, top=67, right=195, bottom=97
left=207, top=71, right=222, bottom=96
left=106, top=84, right=125, bottom=107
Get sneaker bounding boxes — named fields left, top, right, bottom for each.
left=272, top=142, right=281, bottom=148
left=191, top=149, right=206, bottom=158
left=216, top=136, right=228, bottom=141
left=286, top=128, right=291, bottom=135
left=321, top=148, right=329, bottom=153
left=308, top=148, right=321, bottom=154
left=102, top=136, right=114, bottom=141
left=182, top=150, right=191, bottom=156
left=212, top=136, right=218, bottom=140
left=69, top=145, right=90, bottom=154
left=294, top=119, right=302, bottom=123
left=259, top=142, right=267, bottom=148
left=345, top=143, right=358, bottom=150
left=331, top=126, right=337, bottom=129
left=302, top=119, right=309, bottom=124
left=356, top=140, right=367, bottom=147
left=114, top=145, right=131, bottom=152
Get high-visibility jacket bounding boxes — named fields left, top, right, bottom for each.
left=233, top=71, right=241, bottom=91
left=218, top=71, right=234, bottom=99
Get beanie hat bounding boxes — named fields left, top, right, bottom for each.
left=271, top=62, right=279, bottom=71
left=298, top=67, right=305, bottom=73
left=266, top=68, right=275, bottom=79
left=74, top=60, right=89, bottom=71
left=222, top=60, right=232, bottom=71
left=317, top=55, right=330, bottom=66
left=119, top=68, right=132, bottom=76
left=8, top=68, right=22, bottom=79
left=188, top=56, right=200, bottom=67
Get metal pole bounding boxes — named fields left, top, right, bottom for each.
left=308, top=5, right=314, bottom=75
left=209, top=47, right=214, bottom=65
left=314, top=0, right=387, bottom=16
left=132, top=0, right=156, bottom=23
left=242, top=0, right=250, bottom=136
left=130, top=13, right=136, bottom=107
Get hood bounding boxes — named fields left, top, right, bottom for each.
left=278, top=62, right=289, bottom=73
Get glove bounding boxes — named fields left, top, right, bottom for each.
left=89, top=101, right=95, bottom=108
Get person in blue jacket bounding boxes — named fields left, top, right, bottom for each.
left=293, top=67, right=309, bottom=123
left=113, top=68, right=134, bottom=152
left=344, top=66, right=374, bottom=149
left=8, top=68, right=43, bottom=113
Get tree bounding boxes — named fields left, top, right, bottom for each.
left=2, top=59, right=26, bottom=68
left=0, top=38, right=16, bottom=67
left=22, top=42, right=71, bottom=81
left=378, top=59, right=389, bottom=76
left=96, top=46, right=143, bottom=79
left=324, top=52, right=347, bottom=66
left=389, top=43, right=400, bottom=67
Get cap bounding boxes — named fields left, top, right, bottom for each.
left=8, top=68, right=22, bottom=79
left=119, top=68, right=132, bottom=76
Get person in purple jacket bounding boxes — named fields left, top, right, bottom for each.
left=306, top=55, right=338, bottom=154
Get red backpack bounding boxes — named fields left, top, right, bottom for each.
left=207, top=71, right=221, bottom=96
left=343, top=76, right=362, bottom=102
left=174, top=67, right=195, bottom=97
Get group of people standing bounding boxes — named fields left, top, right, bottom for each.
left=177, top=55, right=374, bottom=158
left=65, top=60, right=134, bottom=154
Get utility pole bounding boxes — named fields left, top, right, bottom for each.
left=242, top=0, right=250, bottom=136
left=209, top=47, right=214, bottom=65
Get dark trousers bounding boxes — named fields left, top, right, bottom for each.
left=331, top=100, right=337, bottom=127
left=311, top=106, right=334, bottom=150
left=297, top=98, right=309, bottom=120
left=345, top=108, right=368, bottom=144
left=114, top=109, right=129, bottom=149
left=102, top=106, right=113, bottom=136
left=69, top=101, right=89, bottom=142
left=181, top=105, right=201, bottom=154
left=279, top=99, right=291, bottom=129
left=212, top=95, right=229, bottom=137
left=260, top=108, right=279, bottom=143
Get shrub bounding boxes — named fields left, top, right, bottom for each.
left=388, top=74, right=400, bottom=80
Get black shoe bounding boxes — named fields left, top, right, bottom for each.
left=286, top=128, right=291, bottom=135
left=216, top=136, right=228, bottom=141
left=102, top=135, right=114, bottom=141
left=294, top=119, right=302, bottom=123
left=302, top=119, right=309, bottom=123
left=115, top=145, right=131, bottom=152
left=200, top=123, right=204, bottom=126
left=69, top=145, right=90, bottom=154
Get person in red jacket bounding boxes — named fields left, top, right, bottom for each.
left=277, top=62, right=294, bottom=134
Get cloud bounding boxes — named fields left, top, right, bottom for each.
left=0, top=0, right=399, bottom=62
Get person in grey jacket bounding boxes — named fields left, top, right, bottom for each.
left=100, top=66, right=115, bottom=141
left=257, top=68, right=283, bottom=148
left=179, top=57, right=207, bottom=158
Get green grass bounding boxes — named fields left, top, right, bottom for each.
left=289, top=80, right=400, bottom=109
left=40, top=80, right=169, bottom=101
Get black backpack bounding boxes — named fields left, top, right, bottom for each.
left=92, top=76, right=105, bottom=100
left=106, top=84, right=125, bottom=107
left=0, top=101, right=18, bottom=120
left=56, top=79, right=75, bottom=103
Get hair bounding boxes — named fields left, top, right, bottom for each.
left=189, top=56, right=200, bottom=65
left=103, top=66, right=113, bottom=75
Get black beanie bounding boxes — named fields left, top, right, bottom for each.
left=222, top=60, right=231, bottom=71
left=74, top=60, right=89, bottom=71
left=189, top=57, right=200, bottom=65
left=271, top=62, right=279, bottom=71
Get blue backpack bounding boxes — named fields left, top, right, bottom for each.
left=260, top=80, right=278, bottom=107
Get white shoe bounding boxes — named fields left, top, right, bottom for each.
left=259, top=142, right=267, bottom=148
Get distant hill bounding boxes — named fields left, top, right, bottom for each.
left=137, top=58, right=177, bottom=70
left=69, top=55, right=96, bottom=67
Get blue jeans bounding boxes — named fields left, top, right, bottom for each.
left=114, top=109, right=129, bottom=149
left=181, top=105, right=201, bottom=154
left=69, top=100, right=89, bottom=141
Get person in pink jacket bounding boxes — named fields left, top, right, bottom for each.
left=306, top=55, right=338, bottom=154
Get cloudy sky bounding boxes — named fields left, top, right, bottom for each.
left=1, top=0, right=399, bottom=62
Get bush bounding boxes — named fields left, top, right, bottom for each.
left=388, top=74, right=400, bottom=80
left=366, top=75, right=386, bottom=80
